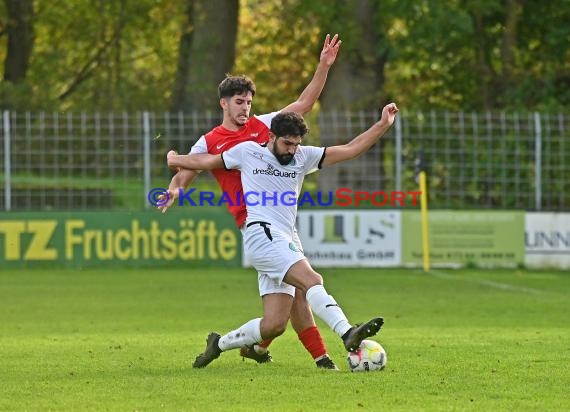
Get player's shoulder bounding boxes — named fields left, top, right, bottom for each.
left=296, top=145, right=325, bottom=164
left=235, top=140, right=263, bottom=150
left=298, top=145, right=323, bottom=155
left=224, top=141, right=266, bottom=166
left=229, top=141, right=267, bottom=159
left=204, top=125, right=225, bottom=140
left=251, top=111, right=279, bottom=129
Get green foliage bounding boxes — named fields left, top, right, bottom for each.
left=3, top=0, right=183, bottom=110
left=386, top=1, right=478, bottom=109
left=234, top=0, right=322, bottom=114
left=1, top=0, right=570, bottom=111
left=0, top=81, right=36, bottom=110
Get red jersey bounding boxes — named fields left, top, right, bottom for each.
left=191, top=114, right=275, bottom=227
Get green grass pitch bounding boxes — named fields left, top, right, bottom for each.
left=1, top=267, right=568, bottom=411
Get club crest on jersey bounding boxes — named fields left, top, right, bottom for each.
left=288, top=242, right=301, bottom=252
left=248, top=151, right=264, bottom=160
left=252, top=163, right=297, bottom=178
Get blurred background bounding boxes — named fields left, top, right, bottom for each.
left=3, top=0, right=570, bottom=113
left=1, top=0, right=569, bottom=268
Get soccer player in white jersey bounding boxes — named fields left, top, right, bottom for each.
left=167, top=103, right=399, bottom=369
left=160, top=35, right=342, bottom=369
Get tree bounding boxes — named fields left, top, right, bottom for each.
left=468, top=0, right=524, bottom=109
left=1, top=0, right=35, bottom=109
left=312, top=0, right=390, bottom=111
left=234, top=0, right=321, bottom=114
left=2, top=0, right=34, bottom=83
left=295, top=0, right=393, bottom=191
left=171, top=0, right=194, bottom=112
left=171, top=0, right=239, bottom=112
left=386, top=0, right=570, bottom=111
left=1, top=0, right=569, bottom=112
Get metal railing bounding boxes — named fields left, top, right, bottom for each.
left=1, top=110, right=568, bottom=211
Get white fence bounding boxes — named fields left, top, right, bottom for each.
left=1, top=110, right=568, bottom=211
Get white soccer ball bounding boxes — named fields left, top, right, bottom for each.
left=347, top=339, right=387, bottom=372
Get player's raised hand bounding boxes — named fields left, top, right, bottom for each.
left=320, top=33, right=342, bottom=67
left=379, top=102, right=399, bottom=127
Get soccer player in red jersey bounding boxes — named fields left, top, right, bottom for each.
left=159, top=34, right=342, bottom=369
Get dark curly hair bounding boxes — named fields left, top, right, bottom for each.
left=218, top=75, right=256, bottom=99
left=270, top=112, right=309, bottom=138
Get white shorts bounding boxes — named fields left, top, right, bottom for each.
left=242, top=222, right=306, bottom=297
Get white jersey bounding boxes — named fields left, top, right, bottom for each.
left=222, top=141, right=325, bottom=235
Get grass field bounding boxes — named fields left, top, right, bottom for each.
left=1, top=267, right=568, bottom=411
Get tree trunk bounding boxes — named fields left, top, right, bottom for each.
left=499, top=0, right=523, bottom=103
left=171, top=0, right=239, bottom=114
left=318, top=0, right=389, bottom=192
left=3, top=0, right=35, bottom=83
left=319, top=0, right=387, bottom=111
left=470, top=10, right=496, bottom=110
left=171, top=0, right=195, bottom=111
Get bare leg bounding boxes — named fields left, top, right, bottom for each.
left=259, top=293, right=294, bottom=340
left=289, top=288, right=316, bottom=332
left=283, top=259, right=383, bottom=351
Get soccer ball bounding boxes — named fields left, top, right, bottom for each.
left=347, top=340, right=387, bottom=372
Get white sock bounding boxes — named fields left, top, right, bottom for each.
left=218, top=318, right=262, bottom=351
left=306, top=285, right=351, bottom=337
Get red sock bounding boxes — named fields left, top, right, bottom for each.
left=258, top=338, right=273, bottom=349
left=298, top=326, right=327, bottom=360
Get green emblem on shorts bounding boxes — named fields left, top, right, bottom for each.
left=289, top=242, right=301, bottom=252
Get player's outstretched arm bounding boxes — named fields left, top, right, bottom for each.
left=158, top=168, right=198, bottom=214
left=322, top=103, right=399, bottom=167
left=167, top=150, right=224, bottom=171
left=280, top=34, right=342, bottom=115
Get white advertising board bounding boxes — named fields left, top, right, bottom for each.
left=295, top=210, right=402, bottom=267
left=525, top=212, right=570, bottom=269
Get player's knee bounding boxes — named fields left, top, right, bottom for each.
left=305, top=271, right=323, bottom=288
left=262, top=316, right=288, bottom=338
left=313, top=272, right=324, bottom=286
left=261, top=310, right=290, bottom=338
left=294, top=272, right=323, bottom=295
left=272, top=321, right=288, bottom=337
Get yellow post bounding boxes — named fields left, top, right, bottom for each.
left=419, top=170, right=430, bottom=272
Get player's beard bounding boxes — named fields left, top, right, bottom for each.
left=272, top=147, right=294, bottom=165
